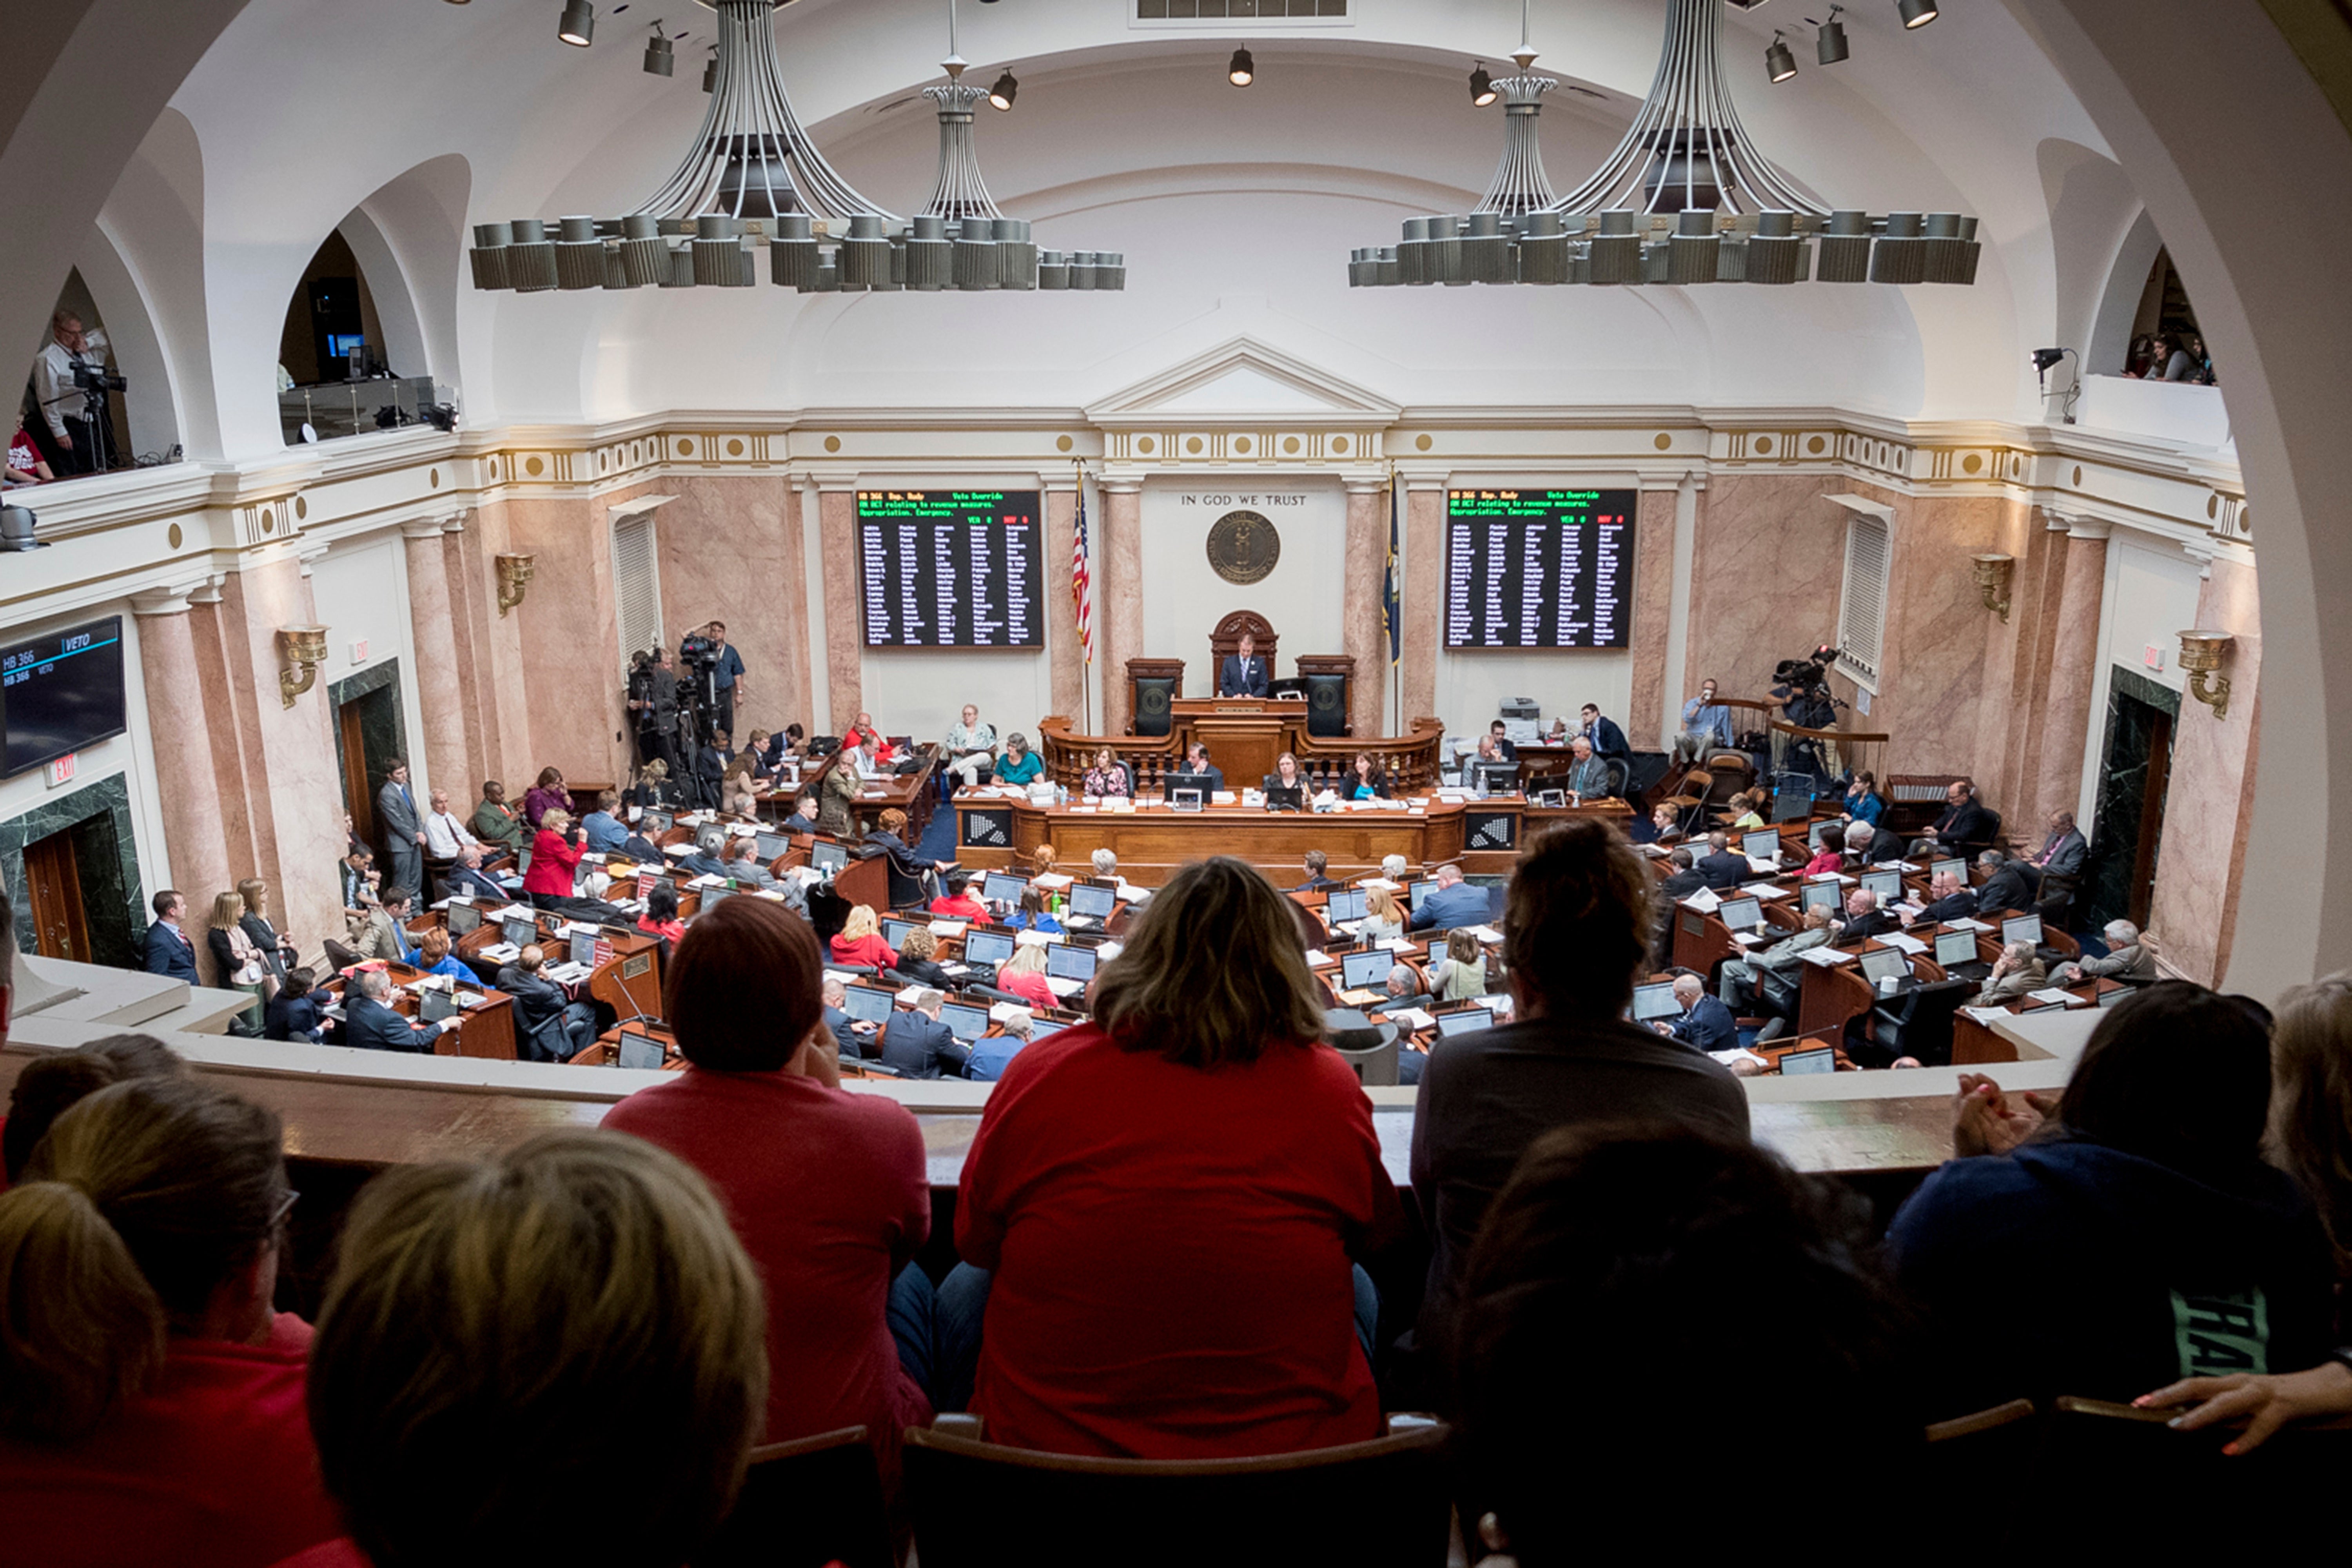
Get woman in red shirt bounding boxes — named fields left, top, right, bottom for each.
left=829, top=904, right=898, bottom=971
left=952, top=856, right=1399, bottom=1459
left=603, top=899, right=933, bottom=1490
left=929, top=874, right=990, bottom=922
left=1803, top=822, right=1846, bottom=878
left=523, top=810, right=586, bottom=907
left=994, top=943, right=1057, bottom=1011
left=0, top=1075, right=343, bottom=1568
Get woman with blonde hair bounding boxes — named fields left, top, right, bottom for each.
left=236, top=877, right=296, bottom=982
left=1083, top=746, right=1129, bottom=799
left=523, top=808, right=586, bottom=912
left=995, top=941, right=1057, bottom=1012
left=1430, top=927, right=1488, bottom=1002
left=0, top=1076, right=341, bottom=1564
left=719, top=752, right=760, bottom=818
left=829, top=904, right=898, bottom=971
left=630, top=756, right=680, bottom=813
left=950, top=856, right=1398, bottom=1458
left=205, top=891, right=269, bottom=1028
left=1361, top=884, right=1406, bottom=944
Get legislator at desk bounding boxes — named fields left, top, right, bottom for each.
left=1218, top=640, right=1270, bottom=698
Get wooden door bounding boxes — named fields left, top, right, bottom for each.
left=340, top=701, right=375, bottom=845
left=22, top=829, right=90, bottom=962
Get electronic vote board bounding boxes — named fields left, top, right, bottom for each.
left=857, top=489, right=1044, bottom=648
left=1444, top=488, right=1636, bottom=649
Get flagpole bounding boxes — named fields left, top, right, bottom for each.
left=1074, top=458, right=1091, bottom=738
left=1388, top=461, right=1403, bottom=738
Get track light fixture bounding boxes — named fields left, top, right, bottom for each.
left=702, top=46, right=718, bottom=92
left=989, top=70, right=1018, bottom=110
left=1471, top=64, right=1499, bottom=107
left=1228, top=49, right=1254, bottom=87
left=1896, top=0, right=1938, bottom=27
left=643, top=24, right=674, bottom=76
left=559, top=0, right=595, bottom=47
left=1813, top=7, right=1849, bottom=64
left=1766, top=31, right=1798, bottom=83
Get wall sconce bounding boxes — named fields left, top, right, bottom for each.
left=2177, top=629, right=2235, bottom=719
left=496, top=552, right=537, bottom=617
left=277, top=626, right=328, bottom=709
left=1971, top=553, right=2014, bottom=622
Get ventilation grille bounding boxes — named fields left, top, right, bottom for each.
left=1135, top=1, right=1348, bottom=17
left=1835, top=514, right=1891, bottom=689
left=612, top=513, right=664, bottom=675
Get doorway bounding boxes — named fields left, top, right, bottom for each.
left=14, top=808, right=138, bottom=969
left=2083, top=667, right=2180, bottom=932
left=329, top=661, right=408, bottom=853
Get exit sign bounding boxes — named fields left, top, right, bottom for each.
left=350, top=638, right=369, bottom=664
left=2143, top=644, right=2167, bottom=671
left=45, top=752, right=76, bottom=788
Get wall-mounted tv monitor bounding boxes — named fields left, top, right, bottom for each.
left=0, top=616, right=127, bottom=777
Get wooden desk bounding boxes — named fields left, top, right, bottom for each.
left=804, top=745, right=943, bottom=839
left=1951, top=978, right=2124, bottom=1064
left=323, top=963, right=518, bottom=1061
left=1171, top=697, right=1305, bottom=785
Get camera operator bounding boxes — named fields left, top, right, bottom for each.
left=693, top=620, right=747, bottom=740
left=31, top=310, right=116, bottom=476
left=628, top=645, right=683, bottom=778
left=1768, top=646, right=1844, bottom=780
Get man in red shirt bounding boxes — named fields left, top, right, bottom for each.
left=5, top=425, right=52, bottom=486
left=928, top=871, right=990, bottom=922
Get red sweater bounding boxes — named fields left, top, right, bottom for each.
left=603, top=1070, right=931, bottom=1480
left=1803, top=851, right=1843, bottom=877
left=829, top=933, right=897, bottom=970
left=957, top=1024, right=1398, bottom=1458
left=522, top=829, right=584, bottom=899
left=929, top=893, right=989, bottom=922
left=0, top=1314, right=341, bottom=1568
left=996, top=965, right=1056, bottom=1012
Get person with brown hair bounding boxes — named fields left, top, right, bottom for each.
left=829, top=904, right=898, bottom=971
left=520, top=766, right=568, bottom=830
left=896, top=926, right=953, bottom=989
left=299, top=1130, right=767, bottom=1568
left=206, top=891, right=269, bottom=1029
left=0, top=1076, right=341, bottom=1566
left=237, top=877, right=297, bottom=982
left=602, top=897, right=932, bottom=1482
left=950, top=856, right=1397, bottom=1458
left=1429, top=927, right=1488, bottom=1003
left=866, top=805, right=943, bottom=898
left=405, top=924, right=469, bottom=984
left=1410, top=820, right=1749, bottom=1355
left=1, top=1033, right=183, bottom=1184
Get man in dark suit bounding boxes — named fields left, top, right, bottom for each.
left=1370, top=965, right=1434, bottom=1016
left=1578, top=704, right=1630, bottom=762
left=2018, top=809, right=2087, bottom=895
left=1974, top=852, right=2034, bottom=918
left=1218, top=632, right=1269, bottom=698
left=142, top=889, right=199, bottom=983
left=1658, top=848, right=1707, bottom=901
left=1906, top=871, right=1980, bottom=927
left=1924, top=779, right=1998, bottom=856
left=1183, top=743, right=1227, bottom=795
left=1485, top=721, right=1519, bottom=763
left=377, top=759, right=425, bottom=900
left=1294, top=850, right=1343, bottom=894
left=341, top=968, right=450, bottom=1053
left=497, top=946, right=595, bottom=1063
left=880, top=989, right=971, bottom=1079
left=1838, top=888, right=1898, bottom=942
left=820, top=976, right=873, bottom=1060
left=1408, top=864, right=1491, bottom=932
left=678, top=829, right=733, bottom=880
left=1845, top=821, right=1906, bottom=866
left=1695, top=833, right=1750, bottom=892
left=443, top=846, right=508, bottom=903
left=695, top=730, right=736, bottom=810
left=1656, top=975, right=1736, bottom=1054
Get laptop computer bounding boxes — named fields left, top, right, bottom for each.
left=839, top=986, right=894, bottom=1023
left=1780, top=1046, right=1837, bottom=1075
left=2002, top=913, right=2044, bottom=947
left=446, top=900, right=482, bottom=937
left=1931, top=857, right=1967, bottom=885
left=569, top=931, right=597, bottom=969
left=982, top=871, right=1030, bottom=905
left=501, top=915, right=539, bottom=950
left=1045, top=944, right=1098, bottom=984
left=1027, top=1018, right=1068, bottom=1040
left=754, top=830, right=791, bottom=862
left=701, top=884, right=730, bottom=909
left=1341, top=948, right=1394, bottom=991
left=1743, top=830, right=1782, bottom=861
left=617, top=1031, right=666, bottom=1070
left=1263, top=783, right=1304, bottom=813
left=882, top=917, right=922, bottom=950
left=1799, top=880, right=1842, bottom=915
left=1434, top=1006, right=1494, bottom=1038
left=1408, top=881, right=1436, bottom=913
left=419, top=987, right=460, bottom=1025
left=1858, top=946, right=1911, bottom=985
left=1631, top=980, right=1682, bottom=1022
left=811, top=840, right=849, bottom=875
left=940, top=1001, right=991, bottom=1042
left=1067, top=883, right=1117, bottom=922
left=1861, top=869, right=1904, bottom=904
left=1325, top=887, right=1369, bottom=924
left=1808, top=820, right=1831, bottom=853
left=962, top=929, right=1017, bottom=968
left=1719, top=896, right=1764, bottom=931
left=1934, top=927, right=1981, bottom=967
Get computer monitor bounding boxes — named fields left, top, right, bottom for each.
left=1931, top=857, right=1967, bottom=885
left=1719, top=896, right=1764, bottom=931
left=839, top=985, right=893, bottom=1023
left=617, top=1032, right=665, bottom=1070
left=419, top=988, right=459, bottom=1025
left=501, top=915, right=538, bottom=950
left=982, top=871, right=1029, bottom=905
left=1162, top=770, right=1215, bottom=801
left=2002, top=913, right=2044, bottom=948
left=1935, top=927, right=1981, bottom=967
left=1799, top=880, right=1842, bottom=915
left=1859, top=947, right=1910, bottom=984
left=1773, top=788, right=1813, bottom=824
left=1045, top=944, right=1098, bottom=983
left=701, top=884, right=730, bottom=909
left=811, top=840, right=849, bottom=875
left=1067, top=883, right=1117, bottom=921
left=643, top=809, right=673, bottom=835
left=1533, top=788, right=1568, bottom=809
left=1408, top=880, right=1436, bottom=913
left=569, top=931, right=596, bottom=969
left=1743, top=830, right=1782, bottom=861
left=1028, top=1018, right=1068, bottom=1040
left=1860, top=869, right=1904, bottom=904
left=1808, top=820, right=1831, bottom=852
left=882, top=917, right=922, bottom=951
left=1263, top=783, right=1303, bottom=813
left=1435, top=1006, right=1494, bottom=1038
left=1780, top=1046, right=1836, bottom=1076
left=1630, top=980, right=1682, bottom=1022
left=1473, top=762, right=1520, bottom=796
left=446, top=900, right=482, bottom=936
left=1341, top=948, right=1394, bottom=991
left=1325, top=887, right=1368, bottom=924
left=754, top=830, right=790, bottom=862
left=939, top=1002, right=991, bottom=1042
left=962, top=929, right=1016, bottom=968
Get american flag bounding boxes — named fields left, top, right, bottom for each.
left=1072, top=485, right=1093, bottom=664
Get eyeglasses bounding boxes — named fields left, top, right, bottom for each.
left=270, top=1189, right=301, bottom=1229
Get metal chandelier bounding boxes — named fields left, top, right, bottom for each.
left=469, top=0, right=1123, bottom=296
left=1348, top=0, right=1981, bottom=289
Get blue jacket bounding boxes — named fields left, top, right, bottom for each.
left=265, top=992, right=326, bottom=1042
left=1666, top=995, right=1737, bottom=1054
left=880, top=1011, right=971, bottom=1079
left=342, top=994, right=441, bottom=1054
left=142, top=921, right=199, bottom=984
left=1582, top=714, right=1630, bottom=760
left=1218, top=653, right=1269, bottom=698
left=1409, top=881, right=1490, bottom=933
left=581, top=811, right=629, bottom=852
left=1889, top=1138, right=2336, bottom=1412
left=966, top=1033, right=1029, bottom=1082
left=403, top=951, right=474, bottom=984
left=1679, top=698, right=1732, bottom=748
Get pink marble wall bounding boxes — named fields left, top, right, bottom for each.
left=2031, top=529, right=2108, bottom=827
left=182, top=594, right=262, bottom=888
left=501, top=495, right=629, bottom=785
left=461, top=502, right=538, bottom=789
left=436, top=521, right=492, bottom=790
left=1862, top=490, right=2011, bottom=780
left=1401, top=485, right=1443, bottom=723
left=133, top=601, right=234, bottom=982
left=1627, top=489, right=1678, bottom=749
left=2151, top=556, right=2263, bottom=985
left=401, top=522, right=470, bottom=801
left=1044, top=486, right=1087, bottom=725
left=1101, top=484, right=1143, bottom=734
left=650, top=475, right=813, bottom=743
left=1682, top=474, right=1847, bottom=703
left=818, top=488, right=863, bottom=730
left=1342, top=485, right=1388, bottom=736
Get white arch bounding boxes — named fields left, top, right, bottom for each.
left=2087, top=207, right=2165, bottom=377
left=72, top=227, right=180, bottom=459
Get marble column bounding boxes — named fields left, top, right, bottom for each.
left=1043, top=484, right=1088, bottom=726
left=402, top=517, right=468, bottom=800
left=1100, top=480, right=1143, bottom=735
left=1401, top=482, right=1445, bottom=723
left=1628, top=490, right=1679, bottom=749
left=436, top=515, right=493, bottom=790
left=131, top=588, right=235, bottom=959
left=817, top=487, right=864, bottom=730
left=1341, top=481, right=1388, bottom=737
left=2031, top=520, right=2110, bottom=827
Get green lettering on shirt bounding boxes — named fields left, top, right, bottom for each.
left=2171, top=1288, right=2269, bottom=1378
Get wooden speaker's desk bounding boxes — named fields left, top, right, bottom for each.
left=1168, top=697, right=1309, bottom=784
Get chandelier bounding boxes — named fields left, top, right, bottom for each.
left=470, top=0, right=1123, bottom=296
left=1348, top=0, right=1980, bottom=289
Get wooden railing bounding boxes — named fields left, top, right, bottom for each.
left=1297, top=717, right=1448, bottom=793
left=1036, top=715, right=1448, bottom=795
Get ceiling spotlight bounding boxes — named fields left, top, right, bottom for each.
left=1813, top=6, right=1849, bottom=64
left=1470, top=64, right=1499, bottom=107
left=1228, top=48, right=1254, bottom=87
left=1896, top=0, right=1939, bottom=27
left=1766, top=31, right=1798, bottom=83
left=989, top=70, right=1018, bottom=110
left=559, top=0, right=595, bottom=47
left=643, top=24, right=674, bottom=76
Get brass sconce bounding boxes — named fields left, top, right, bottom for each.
left=496, top=552, right=537, bottom=617
left=2177, top=630, right=2234, bottom=719
left=277, top=626, right=328, bottom=709
left=1971, top=553, right=2014, bottom=622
